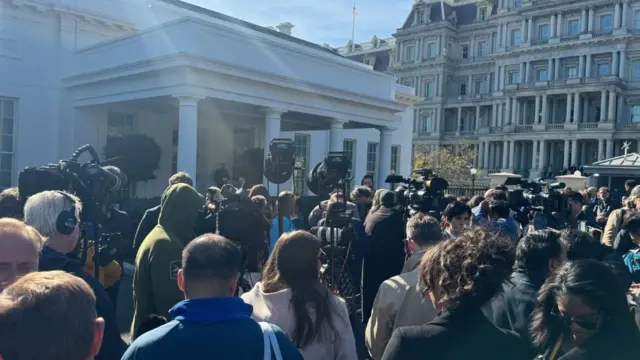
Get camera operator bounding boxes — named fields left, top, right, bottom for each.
left=194, top=186, right=225, bottom=235
left=363, top=189, right=406, bottom=325
left=566, top=191, right=598, bottom=230
left=24, top=190, right=127, bottom=360
left=476, top=199, right=518, bottom=241
left=308, top=188, right=360, bottom=227
left=133, top=172, right=193, bottom=257
left=595, top=186, right=621, bottom=226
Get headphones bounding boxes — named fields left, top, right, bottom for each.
left=55, top=191, right=79, bottom=236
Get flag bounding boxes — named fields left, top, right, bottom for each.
left=353, top=6, right=358, bottom=16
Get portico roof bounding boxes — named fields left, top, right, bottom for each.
left=583, top=153, right=640, bottom=176
left=62, top=17, right=407, bottom=127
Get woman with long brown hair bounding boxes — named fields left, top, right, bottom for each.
left=249, top=184, right=273, bottom=217
left=242, top=231, right=357, bottom=360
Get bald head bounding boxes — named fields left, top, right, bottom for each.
left=0, top=218, right=42, bottom=292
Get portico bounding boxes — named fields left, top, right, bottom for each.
left=63, top=17, right=409, bottom=194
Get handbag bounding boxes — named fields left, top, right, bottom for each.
left=259, top=322, right=283, bottom=360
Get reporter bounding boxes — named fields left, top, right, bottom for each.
left=242, top=231, right=357, bottom=360
left=531, top=260, right=640, bottom=359
left=382, top=228, right=528, bottom=360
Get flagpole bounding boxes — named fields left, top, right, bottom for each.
left=351, top=2, right=356, bottom=51
left=440, top=0, right=446, bottom=55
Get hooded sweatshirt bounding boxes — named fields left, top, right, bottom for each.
left=131, top=183, right=203, bottom=339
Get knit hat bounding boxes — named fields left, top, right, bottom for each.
left=380, top=190, right=396, bottom=207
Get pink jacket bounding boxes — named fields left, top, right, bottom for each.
left=242, top=282, right=357, bottom=360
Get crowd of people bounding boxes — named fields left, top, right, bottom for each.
left=1, top=170, right=640, bottom=360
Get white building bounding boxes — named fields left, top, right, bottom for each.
left=0, top=0, right=417, bottom=198
left=339, top=0, right=640, bottom=181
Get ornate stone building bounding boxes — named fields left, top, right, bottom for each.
left=339, top=0, right=640, bottom=179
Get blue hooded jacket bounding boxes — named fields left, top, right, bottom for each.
left=122, top=298, right=303, bottom=360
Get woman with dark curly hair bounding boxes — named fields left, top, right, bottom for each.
left=530, top=260, right=640, bottom=359
left=382, top=228, right=529, bottom=360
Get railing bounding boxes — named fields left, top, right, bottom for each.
left=490, top=126, right=503, bottom=133
left=447, top=184, right=490, bottom=198
left=560, top=34, right=580, bottom=41
left=577, top=122, right=598, bottom=130
left=422, top=56, right=437, bottom=61
left=592, top=30, right=613, bottom=38
left=531, top=38, right=549, bottom=45
left=545, top=124, right=564, bottom=130
left=552, top=79, right=567, bottom=85
left=460, top=130, right=475, bottom=136
left=444, top=131, right=457, bottom=136
left=515, top=125, right=533, bottom=133
left=616, top=123, right=640, bottom=130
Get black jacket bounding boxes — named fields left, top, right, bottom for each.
left=39, top=246, right=127, bottom=360
left=487, top=271, right=544, bottom=348
left=133, top=205, right=160, bottom=257
left=363, top=207, right=406, bottom=324
left=382, top=306, right=530, bottom=360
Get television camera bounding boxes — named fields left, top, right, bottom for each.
left=385, top=169, right=449, bottom=217
left=504, top=177, right=569, bottom=230
left=307, top=151, right=356, bottom=295
left=17, top=145, right=127, bottom=276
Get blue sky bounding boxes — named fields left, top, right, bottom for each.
left=187, top=0, right=414, bottom=46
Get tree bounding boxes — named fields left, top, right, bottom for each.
left=104, top=134, right=162, bottom=184
left=413, top=144, right=476, bottom=184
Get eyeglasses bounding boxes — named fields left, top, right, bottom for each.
left=551, top=307, right=601, bottom=331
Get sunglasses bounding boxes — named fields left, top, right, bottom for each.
left=551, top=307, right=600, bottom=331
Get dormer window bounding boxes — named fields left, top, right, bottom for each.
left=479, top=8, right=487, bottom=21
left=416, top=10, right=425, bottom=25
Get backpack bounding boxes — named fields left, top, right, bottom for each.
left=259, top=322, right=283, bottom=360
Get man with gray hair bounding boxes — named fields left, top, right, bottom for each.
left=24, top=190, right=126, bottom=360
left=365, top=213, right=441, bottom=359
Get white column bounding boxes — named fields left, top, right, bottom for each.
left=532, top=140, right=539, bottom=169
left=597, top=138, right=604, bottom=160
left=541, top=95, right=548, bottom=123
left=534, top=95, right=541, bottom=124
left=378, top=127, right=395, bottom=188
left=498, top=103, right=504, bottom=126
left=520, top=62, right=526, bottom=83
left=520, top=142, right=528, bottom=171
left=563, top=140, right=570, bottom=168
left=557, top=13, right=563, bottom=37
left=606, top=139, right=614, bottom=158
left=476, top=106, right=482, bottom=128
left=551, top=98, right=558, bottom=123
left=521, top=20, right=527, bottom=43
left=550, top=14, right=557, bottom=38
left=502, top=141, right=509, bottom=169
left=509, top=141, right=516, bottom=168
left=483, top=141, right=490, bottom=169
left=527, top=62, right=533, bottom=83
left=457, top=107, right=463, bottom=130
left=329, top=119, right=346, bottom=152
left=620, top=50, right=627, bottom=79
left=506, top=97, right=512, bottom=124
left=528, top=17, right=534, bottom=42
left=175, top=95, right=202, bottom=187
left=501, top=66, right=506, bottom=90
left=565, top=93, right=573, bottom=123
left=540, top=140, right=547, bottom=168
left=583, top=96, right=589, bottom=123
left=600, top=90, right=608, bottom=122
left=264, top=108, right=285, bottom=189
left=581, top=9, right=588, bottom=33
left=622, top=1, right=629, bottom=28
left=571, top=139, right=578, bottom=166
left=492, top=103, right=498, bottom=127
left=578, top=55, right=585, bottom=78
left=612, top=51, right=619, bottom=76
left=608, top=91, right=617, bottom=121
left=548, top=59, right=554, bottom=81
left=555, top=57, right=561, bottom=80
left=476, top=143, right=482, bottom=168
left=585, top=54, right=592, bottom=78
left=588, top=7, right=595, bottom=32
left=574, top=93, right=581, bottom=123
left=614, top=2, right=622, bottom=29
left=497, top=24, right=503, bottom=48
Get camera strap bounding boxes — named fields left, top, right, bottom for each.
left=259, top=322, right=283, bottom=360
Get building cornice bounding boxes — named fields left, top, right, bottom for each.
left=4, top=0, right=136, bottom=31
